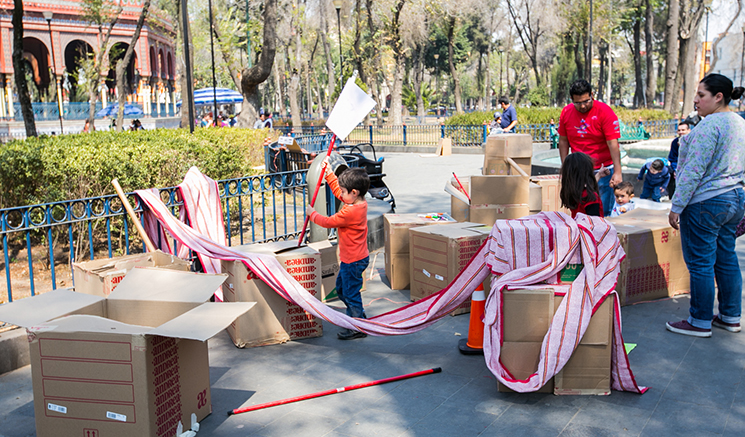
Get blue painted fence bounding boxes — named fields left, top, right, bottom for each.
left=1, top=170, right=309, bottom=303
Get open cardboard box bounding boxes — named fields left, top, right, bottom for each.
left=446, top=175, right=531, bottom=226
left=0, top=268, right=254, bottom=437
left=73, top=250, right=191, bottom=297
left=221, top=240, right=323, bottom=348
left=498, top=288, right=614, bottom=395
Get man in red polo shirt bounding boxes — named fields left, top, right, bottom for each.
left=558, top=79, right=622, bottom=216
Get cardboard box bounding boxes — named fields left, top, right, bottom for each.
left=470, top=176, right=530, bottom=206
left=484, top=134, right=533, bottom=158
left=469, top=204, right=531, bottom=226
left=384, top=213, right=456, bottom=290
left=448, top=178, right=470, bottom=222
left=0, top=268, right=253, bottom=437
left=409, top=223, right=492, bottom=314
left=530, top=175, right=571, bottom=214
left=221, top=240, right=323, bottom=347
left=73, top=251, right=191, bottom=297
left=608, top=208, right=690, bottom=306
left=529, top=183, right=542, bottom=212
left=498, top=289, right=613, bottom=395
left=483, top=157, right=531, bottom=177
left=308, top=240, right=340, bottom=301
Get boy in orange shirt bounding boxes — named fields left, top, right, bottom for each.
left=306, top=165, right=370, bottom=340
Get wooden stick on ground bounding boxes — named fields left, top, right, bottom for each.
left=112, top=179, right=157, bottom=253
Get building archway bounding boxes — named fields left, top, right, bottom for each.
left=105, top=42, right=137, bottom=99
left=22, top=37, right=51, bottom=102
left=63, top=40, right=94, bottom=102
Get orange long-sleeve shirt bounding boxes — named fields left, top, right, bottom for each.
left=308, top=172, right=369, bottom=263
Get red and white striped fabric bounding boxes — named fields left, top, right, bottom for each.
left=135, top=169, right=645, bottom=394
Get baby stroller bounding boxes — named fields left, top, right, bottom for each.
left=336, top=142, right=396, bottom=211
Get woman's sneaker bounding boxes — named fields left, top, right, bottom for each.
left=712, top=316, right=741, bottom=333
left=666, top=320, right=712, bottom=338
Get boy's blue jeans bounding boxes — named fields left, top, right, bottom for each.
left=680, top=189, right=745, bottom=329
left=640, top=184, right=663, bottom=202
left=336, top=257, right=369, bottom=319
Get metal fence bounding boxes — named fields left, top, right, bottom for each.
left=1, top=170, right=309, bottom=303
left=9, top=102, right=176, bottom=121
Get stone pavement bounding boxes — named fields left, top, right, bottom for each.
left=2, top=152, right=745, bottom=436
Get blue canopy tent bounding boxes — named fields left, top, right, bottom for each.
left=176, top=87, right=244, bottom=107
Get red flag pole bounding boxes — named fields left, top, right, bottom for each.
left=228, top=367, right=441, bottom=416
left=452, top=172, right=471, bottom=202
left=297, top=134, right=337, bottom=246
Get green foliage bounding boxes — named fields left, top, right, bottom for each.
left=402, top=82, right=434, bottom=112
left=0, top=128, right=271, bottom=209
left=526, top=88, right=550, bottom=107
left=445, top=106, right=673, bottom=126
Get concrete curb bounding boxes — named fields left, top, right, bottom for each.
left=0, top=329, right=29, bottom=376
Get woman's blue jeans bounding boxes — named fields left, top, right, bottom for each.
left=679, top=188, right=745, bottom=329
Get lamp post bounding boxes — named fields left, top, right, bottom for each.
left=208, top=0, right=218, bottom=126
left=498, top=45, right=503, bottom=98
left=704, top=0, right=713, bottom=75
left=333, top=0, right=343, bottom=81
left=434, top=53, right=440, bottom=117
left=43, top=11, right=64, bottom=134
left=740, top=24, right=745, bottom=112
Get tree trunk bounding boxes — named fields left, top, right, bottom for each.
left=681, top=34, right=700, bottom=116
left=574, top=31, right=584, bottom=80
left=237, top=0, right=277, bottom=127
left=12, top=0, right=37, bottom=137
left=644, top=0, right=656, bottom=107
left=597, top=43, right=607, bottom=99
left=709, top=0, right=742, bottom=73
left=663, top=0, right=680, bottom=113
left=371, top=77, right=384, bottom=126
left=633, top=2, right=644, bottom=108
left=289, top=19, right=303, bottom=128
left=388, top=58, right=405, bottom=125
left=116, top=0, right=151, bottom=131
left=320, top=0, right=336, bottom=108
left=446, top=17, right=463, bottom=113
left=414, top=45, right=425, bottom=118
left=178, top=0, right=195, bottom=129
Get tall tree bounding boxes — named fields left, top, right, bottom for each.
left=663, top=0, right=680, bottom=112
left=444, top=15, right=464, bottom=113
left=319, top=0, right=336, bottom=111
left=237, top=0, right=277, bottom=127
left=644, top=0, right=656, bottom=107
left=383, top=0, right=409, bottom=124
left=506, top=0, right=547, bottom=88
left=288, top=0, right=304, bottom=128
left=12, top=0, right=37, bottom=137
left=674, top=0, right=705, bottom=117
left=115, top=0, right=151, bottom=131
left=80, top=0, right=122, bottom=131
left=708, top=0, right=742, bottom=72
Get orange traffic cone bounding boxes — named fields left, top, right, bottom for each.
left=458, top=283, right=486, bottom=355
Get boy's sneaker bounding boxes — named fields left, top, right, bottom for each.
left=712, top=316, right=741, bottom=333
left=666, top=320, right=712, bottom=338
left=337, top=329, right=367, bottom=340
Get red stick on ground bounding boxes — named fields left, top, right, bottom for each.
left=228, top=367, right=442, bottom=416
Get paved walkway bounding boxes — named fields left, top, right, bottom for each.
left=2, top=153, right=745, bottom=436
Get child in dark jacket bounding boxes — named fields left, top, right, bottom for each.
left=637, top=159, right=671, bottom=202
left=560, top=152, right=608, bottom=218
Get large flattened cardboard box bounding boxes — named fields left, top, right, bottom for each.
left=608, top=208, right=689, bottom=306
left=409, top=222, right=492, bottom=315
left=530, top=175, right=571, bottom=214
left=384, top=213, right=456, bottom=290
left=469, top=175, right=531, bottom=225
left=498, top=288, right=614, bottom=395
left=221, top=240, right=323, bottom=347
left=483, top=134, right=532, bottom=177
left=308, top=240, right=340, bottom=301
left=73, top=251, right=191, bottom=297
left=0, top=268, right=253, bottom=437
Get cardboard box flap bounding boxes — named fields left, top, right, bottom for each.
left=108, top=268, right=228, bottom=302
left=0, top=288, right=104, bottom=328
left=147, top=302, right=257, bottom=341
left=34, top=314, right=153, bottom=335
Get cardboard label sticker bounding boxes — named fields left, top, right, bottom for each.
left=47, top=403, right=67, bottom=414
left=278, top=136, right=294, bottom=145
left=423, top=269, right=431, bottom=278
left=435, top=274, right=444, bottom=281
left=106, top=411, right=127, bottom=422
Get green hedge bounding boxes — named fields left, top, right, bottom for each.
left=0, top=128, right=274, bottom=209
left=445, top=107, right=673, bottom=126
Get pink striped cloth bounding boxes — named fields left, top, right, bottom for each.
left=135, top=169, right=645, bottom=393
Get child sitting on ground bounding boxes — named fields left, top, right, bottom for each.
left=610, top=182, right=636, bottom=217
left=637, top=159, right=670, bottom=202
left=306, top=163, right=370, bottom=340
left=560, top=152, right=608, bottom=218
